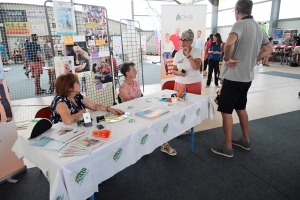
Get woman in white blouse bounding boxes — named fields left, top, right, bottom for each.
left=162, top=33, right=174, bottom=75
left=172, top=29, right=202, bottom=94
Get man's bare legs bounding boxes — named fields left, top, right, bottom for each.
left=222, top=109, right=249, bottom=148
left=236, top=109, right=249, bottom=141
left=221, top=112, right=233, bottom=148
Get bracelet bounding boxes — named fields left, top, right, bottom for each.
left=224, top=57, right=229, bottom=61
left=187, top=55, right=191, bottom=59
left=106, top=106, right=110, bottom=112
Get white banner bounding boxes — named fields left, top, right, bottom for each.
left=160, top=5, right=207, bottom=85
left=0, top=78, right=25, bottom=182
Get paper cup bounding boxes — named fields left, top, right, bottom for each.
left=172, top=97, right=178, bottom=103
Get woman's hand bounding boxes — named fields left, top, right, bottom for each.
left=183, top=47, right=191, bottom=57
left=179, top=71, right=186, bottom=77
left=73, top=46, right=85, bottom=55
left=108, top=107, right=125, bottom=115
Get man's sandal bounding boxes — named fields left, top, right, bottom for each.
left=161, top=143, right=177, bottom=156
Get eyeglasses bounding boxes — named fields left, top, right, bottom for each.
left=180, top=39, right=189, bottom=43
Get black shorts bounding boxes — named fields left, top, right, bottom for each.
left=217, top=79, right=252, bottom=114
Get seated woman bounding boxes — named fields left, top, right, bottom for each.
left=12, top=48, right=22, bottom=64
left=50, top=73, right=124, bottom=125
left=119, top=62, right=177, bottom=156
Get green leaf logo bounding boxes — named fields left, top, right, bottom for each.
left=163, top=124, right=169, bottom=134
left=55, top=194, right=64, bottom=200
left=196, top=108, right=200, bottom=116
left=181, top=115, right=186, bottom=124
left=46, top=170, right=50, bottom=182
left=113, top=148, right=123, bottom=162
left=176, top=13, right=181, bottom=21
left=74, top=168, right=89, bottom=185
left=140, top=134, right=149, bottom=145
left=127, top=106, right=134, bottom=109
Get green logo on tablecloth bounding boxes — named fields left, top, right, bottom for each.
left=163, top=124, right=169, bottom=134
left=181, top=115, right=186, bottom=124
left=113, top=148, right=123, bottom=162
left=128, top=106, right=134, bottom=109
left=128, top=119, right=136, bottom=123
left=196, top=108, right=200, bottom=116
left=45, top=170, right=50, bottom=182
left=141, top=134, right=149, bottom=146
left=75, top=168, right=89, bottom=185
left=56, top=194, right=64, bottom=200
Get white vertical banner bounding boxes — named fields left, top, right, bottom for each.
left=0, top=78, right=25, bottom=182
left=160, top=5, right=207, bottom=85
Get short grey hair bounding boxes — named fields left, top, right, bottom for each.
left=235, top=0, right=253, bottom=15
left=181, top=29, right=194, bottom=40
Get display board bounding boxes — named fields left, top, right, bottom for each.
left=160, top=5, right=207, bottom=86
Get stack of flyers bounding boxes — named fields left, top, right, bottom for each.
left=104, top=112, right=133, bottom=123
left=59, top=136, right=106, bottom=157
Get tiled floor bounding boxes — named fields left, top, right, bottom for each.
left=17, top=61, right=300, bottom=169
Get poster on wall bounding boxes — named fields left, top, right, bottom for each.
left=53, top=1, right=77, bottom=36
left=65, top=41, right=90, bottom=77
left=26, top=10, right=46, bottom=19
left=54, top=56, right=75, bottom=78
left=4, top=22, right=30, bottom=35
left=273, top=29, right=284, bottom=40
left=160, top=5, right=207, bottom=85
left=82, top=5, right=108, bottom=47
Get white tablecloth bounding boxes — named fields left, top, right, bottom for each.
left=12, top=90, right=214, bottom=200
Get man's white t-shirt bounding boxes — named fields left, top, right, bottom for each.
left=173, top=48, right=202, bottom=84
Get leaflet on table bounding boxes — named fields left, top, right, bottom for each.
left=104, top=112, right=133, bottom=123
left=47, top=127, right=87, bottom=143
left=135, top=106, right=170, bottom=120
left=30, top=135, right=66, bottom=150
left=58, top=136, right=106, bottom=157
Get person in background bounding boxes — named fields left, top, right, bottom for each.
left=204, top=34, right=214, bottom=76
left=23, top=34, right=46, bottom=95
left=211, top=0, right=273, bottom=158
left=192, top=30, right=205, bottom=68
left=162, top=33, right=174, bottom=75
left=203, top=37, right=210, bottom=76
left=50, top=73, right=124, bottom=125
left=0, top=43, right=9, bottom=64
left=173, top=29, right=202, bottom=94
left=206, top=33, right=224, bottom=88
left=22, top=40, right=30, bottom=70
left=0, top=55, right=13, bottom=122
left=262, top=37, right=273, bottom=66
left=44, top=35, right=55, bottom=84
left=119, top=62, right=176, bottom=156
left=170, top=28, right=181, bottom=57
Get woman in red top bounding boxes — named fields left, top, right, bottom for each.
left=204, top=34, right=213, bottom=76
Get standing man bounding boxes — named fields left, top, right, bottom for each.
left=0, top=55, right=13, bottom=122
left=193, top=30, right=205, bottom=72
left=23, top=34, right=46, bottom=95
left=170, top=28, right=180, bottom=57
left=211, top=0, right=273, bottom=157
left=44, top=35, right=55, bottom=84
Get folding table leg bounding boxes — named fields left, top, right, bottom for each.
left=190, top=127, right=194, bottom=152
left=90, top=194, right=95, bottom=200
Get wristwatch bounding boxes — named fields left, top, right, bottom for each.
left=187, top=55, right=191, bottom=59
left=224, top=57, right=229, bottom=61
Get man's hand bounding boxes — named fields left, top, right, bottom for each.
left=109, top=107, right=125, bottom=115
left=225, top=58, right=240, bottom=68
